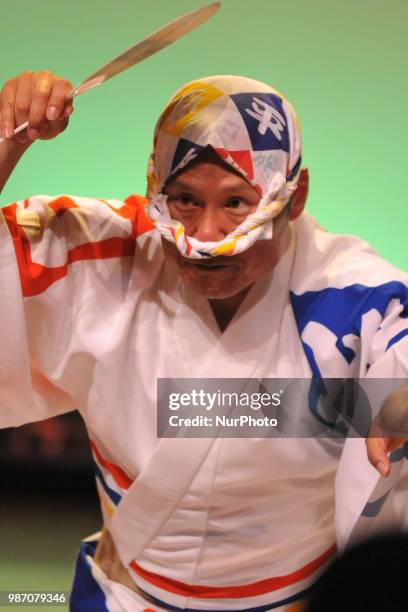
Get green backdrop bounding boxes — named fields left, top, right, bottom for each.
left=0, top=0, right=406, bottom=271
left=0, top=1, right=406, bottom=605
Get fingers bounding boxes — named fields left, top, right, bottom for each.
left=366, top=414, right=391, bottom=476
left=0, top=70, right=74, bottom=144
left=0, top=78, right=17, bottom=139
left=46, top=77, right=73, bottom=121
left=14, top=71, right=34, bottom=144
left=30, top=72, right=74, bottom=140
left=365, top=414, right=407, bottom=477
left=366, top=435, right=390, bottom=477
left=28, top=70, right=55, bottom=139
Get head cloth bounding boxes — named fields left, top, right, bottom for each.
left=146, top=75, right=302, bottom=259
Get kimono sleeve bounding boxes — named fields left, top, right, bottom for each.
left=357, top=281, right=408, bottom=421
left=365, top=282, right=408, bottom=380
left=333, top=280, right=408, bottom=547
left=0, top=192, right=152, bottom=429
left=364, top=284, right=408, bottom=528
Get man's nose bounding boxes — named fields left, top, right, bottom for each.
left=189, top=209, right=228, bottom=243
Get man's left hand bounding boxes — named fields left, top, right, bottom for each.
left=366, top=414, right=407, bottom=477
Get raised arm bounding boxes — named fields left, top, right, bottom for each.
left=0, top=70, right=74, bottom=193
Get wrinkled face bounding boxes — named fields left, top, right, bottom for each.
left=161, top=155, right=292, bottom=300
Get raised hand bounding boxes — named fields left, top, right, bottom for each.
left=0, top=70, right=74, bottom=145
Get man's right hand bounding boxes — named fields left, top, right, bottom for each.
left=0, top=70, right=74, bottom=145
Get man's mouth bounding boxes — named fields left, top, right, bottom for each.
left=183, top=259, right=231, bottom=271
left=193, top=262, right=228, bottom=270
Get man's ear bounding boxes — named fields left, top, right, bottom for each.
left=289, top=167, right=309, bottom=221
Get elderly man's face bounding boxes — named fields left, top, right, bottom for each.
left=161, top=154, right=297, bottom=301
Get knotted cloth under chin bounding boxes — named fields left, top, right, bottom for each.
left=145, top=75, right=302, bottom=259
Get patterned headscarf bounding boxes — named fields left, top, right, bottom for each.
left=146, top=75, right=302, bottom=259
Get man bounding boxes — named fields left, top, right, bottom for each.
left=0, top=71, right=407, bottom=612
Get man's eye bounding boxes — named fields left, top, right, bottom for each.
left=179, top=194, right=195, bottom=206
left=226, top=198, right=243, bottom=209
left=226, top=198, right=253, bottom=212
left=168, top=194, right=197, bottom=207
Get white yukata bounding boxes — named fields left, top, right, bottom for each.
left=0, top=192, right=407, bottom=612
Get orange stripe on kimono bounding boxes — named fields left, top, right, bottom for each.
left=1, top=193, right=153, bottom=297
